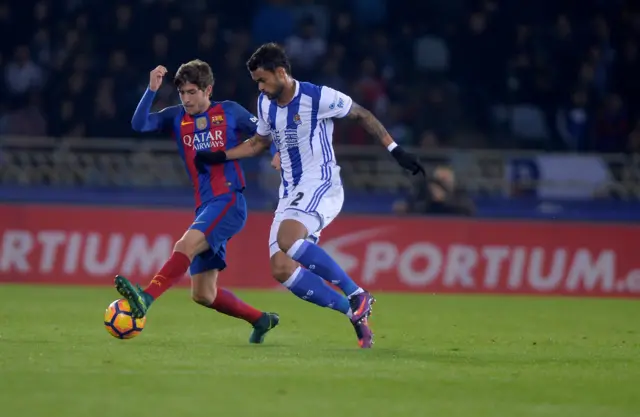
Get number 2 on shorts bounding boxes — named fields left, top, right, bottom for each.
left=290, top=192, right=304, bottom=207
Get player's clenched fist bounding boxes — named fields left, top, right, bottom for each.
left=149, top=65, right=168, bottom=92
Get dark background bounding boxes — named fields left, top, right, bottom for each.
left=1, top=0, right=639, bottom=220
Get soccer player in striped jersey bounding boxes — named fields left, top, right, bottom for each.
left=113, top=60, right=279, bottom=344
left=196, top=44, right=424, bottom=348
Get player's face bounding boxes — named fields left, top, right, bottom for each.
left=178, top=82, right=212, bottom=115
left=250, top=67, right=285, bottom=100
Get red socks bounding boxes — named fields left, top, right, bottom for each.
left=144, top=251, right=191, bottom=299
left=209, top=288, right=263, bottom=324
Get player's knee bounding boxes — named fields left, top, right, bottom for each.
left=276, top=219, right=307, bottom=254
left=174, top=239, right=189, bottom=255
left=276, top=237, right=294, bottom=255
left=191, top=287, right=217, bottom=306
left=191, top=270, right=219, bottom=306
left=174, top=231, right=208, bottom=259
left=270, top=252, right=297, bottom=283
left=275, top=229, right=295, bottom=253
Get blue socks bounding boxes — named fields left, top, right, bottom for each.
left=283, top=267, right=351, bottom=315
left=287, top=240, right=362, bottom=297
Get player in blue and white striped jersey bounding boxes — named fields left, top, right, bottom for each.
left=195, top=43, right=424, bottom=348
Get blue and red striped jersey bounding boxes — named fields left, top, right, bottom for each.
left=131, top=88, right=258, bottom=207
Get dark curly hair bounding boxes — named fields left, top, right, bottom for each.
left=246, top=43, right=292, bottom=74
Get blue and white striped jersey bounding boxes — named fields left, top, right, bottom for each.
left=256, top=80, right=353, bottom=198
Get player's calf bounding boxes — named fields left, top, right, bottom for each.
left=271, top=247, right=353, bottom=314
left=191, top=266, right=221, bottom=306
left=199, top=287, right=264, bottom=325
left=192, top=270, right=263, bottom=323
left=271, top=251, right=353, bottom=315
left=191, top=284, right=217, bottom=306
left=278, top=218, right=366, bottom=301
left=270, top=253, right=375, bottom=348
left=191, top=270, right=278, bottom=343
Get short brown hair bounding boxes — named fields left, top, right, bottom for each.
left=174, top=59, right=214, bottom=91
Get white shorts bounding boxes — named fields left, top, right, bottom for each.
left=268, top=180, right=344, bottom=257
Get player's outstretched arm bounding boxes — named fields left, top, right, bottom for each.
left=345, top=103, right=394, bottom=147
left=227, top=134, right=271, bottom=159
left=194, top=134, right=271, bottom=167
left=345, top=103, right=425, bottom=176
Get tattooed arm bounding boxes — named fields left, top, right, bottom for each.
left=338, top=99, right=424, bottom=175
left=318, top=85, right=424, bottom=175
left=344, top=102, right=395, bottom=149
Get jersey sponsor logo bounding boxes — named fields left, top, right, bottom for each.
left=211, top=115, right=225, bottom=125
left=283, top=128, right=299, bottom=148
left=196, top=117, right=208, bottom=130
left=182, top=130, right=225, bottom=150
left=181, top=120, right=193, bottom=126
left=272, top=128, right=299, bottom=150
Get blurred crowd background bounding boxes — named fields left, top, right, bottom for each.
left=2, top=0, right=640, bottom=153
left=1, top=0, right=640, bottom=220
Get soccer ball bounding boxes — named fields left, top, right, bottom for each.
left=104, top=299, right=146, bottom=339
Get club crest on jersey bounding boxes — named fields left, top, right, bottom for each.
left=196, top=117, right=207, bottom=130
left=293, top=114, right=302, bottom=125
left=211, top=115, right=224, bottom=125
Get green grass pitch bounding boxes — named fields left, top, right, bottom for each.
left=0, top=284, right=639, bottom=417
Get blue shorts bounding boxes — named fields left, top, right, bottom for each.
left=188, top=191, right=247, bottom=275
